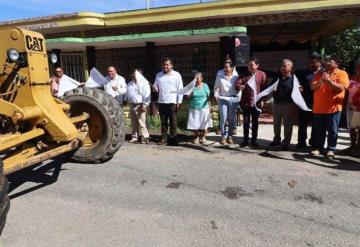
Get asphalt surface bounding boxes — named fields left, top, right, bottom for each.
left=1, top=125, right=360, bottom=247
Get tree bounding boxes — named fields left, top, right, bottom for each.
left=324, top=25, right=360, bottom=73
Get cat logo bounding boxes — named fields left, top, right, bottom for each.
left=25, top=35, right=44, bottom=52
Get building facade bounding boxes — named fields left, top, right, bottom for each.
left=1, top=0, right=360, bottom=85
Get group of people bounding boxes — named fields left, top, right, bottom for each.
left=51, top=54, right=360, bottom=158
left=213, top=53, right=355, bottom=158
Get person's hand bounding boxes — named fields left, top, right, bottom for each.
left=239, top=85, right=245, bottom=91
left=79, top=82, right=86, bottom=87
left=256, top=101, right=264, bottom=109
left=176, top=104, right=181, bottom=112
left=321, top=72, right=331, bottom=83
left=299, top=85, right=303, bottom=92
left=112, top=86, right=118, bottom=91
left=214, top=92, right=219, bottom=102
left=140, top=105, right=147, bottom=113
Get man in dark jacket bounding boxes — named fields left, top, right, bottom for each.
left=295, top=53, right=322, bottom=150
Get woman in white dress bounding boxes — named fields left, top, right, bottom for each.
left=187, top=72, right=213, bottom=145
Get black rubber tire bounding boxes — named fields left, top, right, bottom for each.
left=62, top=87, right=125, bottom=163
left=0, top=161, right=10, bottom=236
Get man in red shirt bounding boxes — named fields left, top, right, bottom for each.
left=235, top=58, right=267, bottom=146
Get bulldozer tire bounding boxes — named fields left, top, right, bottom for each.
left=62, top=87, right=125, bottom=163
left=0, top=161, right=10, bottom=236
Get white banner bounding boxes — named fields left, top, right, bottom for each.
left=57, top=74, right=80, bottom=97
left=173, top=79, right=196, bottom=95
left=246, top=73, right=257, bottom=107
left=135, top=70, right=150, bottom=96
left=255, top=75, right=311, bottom=111
left=218, top=94, right=242, bottom=103
left=85, top=68, right=108, bottom=88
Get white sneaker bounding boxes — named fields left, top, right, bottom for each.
left=200, top=139, right=213, bottom=146
left=129, top=137, right=137, bottom=143
left=192, top=137, right=199, bottom=144
left=326, top=151, right=335, bottom=159
left=310, top=149, right=320, bottom=156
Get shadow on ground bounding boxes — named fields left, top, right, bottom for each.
left=258, top=150, right=360, bottom=171
left=7, top=155, right=69, bottom=199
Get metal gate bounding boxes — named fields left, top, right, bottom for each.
left=60, top=53, right=85, bottom=82
left=96, top=48, right=146, bottom=81
left=155, top=43, right=220, bottom=87
left=95, top=43, right=220, bottom=86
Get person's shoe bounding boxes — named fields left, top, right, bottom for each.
left=281, top=145, right=289, bottom=151
left=140, top=137, right=149, bottom=144
left=251, top=140, right=259, bottom=147
left=269, top=141, right=281, bottom=147
left=326, top=150, right=335, bottom=159
left=310, top=149, right=320, bottom=156
left=240, top=140, right=248, bottom=147
left=227, top=137, right=234, bottom=145
left=192, top=137, right=199, bottom=144
left=158, top=138, right=167, bottom=145
left=168, top=136, right=178, bottom=146
left=220, top=138, right=226, bottom=145
left=200, top=138, right=213, bottom=146
left=296, top=143, right=307, bottom=150
left=129, top=137, right=137, bottom=143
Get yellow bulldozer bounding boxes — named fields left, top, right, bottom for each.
left=0, top=28, right=126, bottom=234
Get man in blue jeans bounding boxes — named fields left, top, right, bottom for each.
left=296, top=52, right=322, bottom=150
left=311, top=55, right=350, bottom=158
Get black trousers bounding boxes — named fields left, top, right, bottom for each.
left=242, top=105, right=260, bottom=141
left=297, top=109, right=315, bottom=147
left=158, top=103, right=177, bottom=138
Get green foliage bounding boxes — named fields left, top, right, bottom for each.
left=146, top=115, right=161, bottom=130
left=324, top=25, right=360, bottom=72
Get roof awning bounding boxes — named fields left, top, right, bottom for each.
left=46, top=26, right=247, bottom=51
left=1, top=0, right=359, bottom=34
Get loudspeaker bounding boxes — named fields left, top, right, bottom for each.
left=231, top=35, right=250, bottom=67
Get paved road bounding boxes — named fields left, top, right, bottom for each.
left=1, top=126, right=360, bottom=247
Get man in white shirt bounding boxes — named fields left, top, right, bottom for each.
left=153, top=57, right=183, bottom=145
left=104, top=66, right=127, bottom=106
left=127, top=69, right=151, bottom=144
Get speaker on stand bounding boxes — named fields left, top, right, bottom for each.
left=230, top=35, right=250, bottom=68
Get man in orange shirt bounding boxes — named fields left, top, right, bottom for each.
left=311, top=55, right=350, bottom=158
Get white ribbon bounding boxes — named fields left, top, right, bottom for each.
left=57, top=74, right=80, bottom=97
left=246, top=73, right=257, bottom=107
left=218, top=92, right=242, bottom=103
left=255, top=75, right=311, bottom=111
left=85, top=68, right=108, bottom=88
left=173, top=79, right=196, bottom=95
left=134, top=70, right=150, bottom=101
